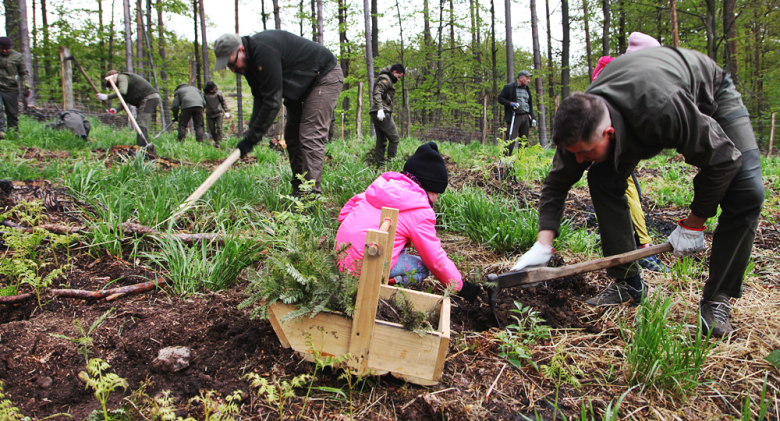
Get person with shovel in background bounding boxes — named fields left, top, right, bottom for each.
left=370, top=64, right=404, bottom=165
left=171, top=83, right=206, bottom=144
left=213, top=31, right=343, bottom=196
left=497, top=70, right=537, bottom=156
left=509, top=47, right=764, bottom=338
left=97, top=70, right=160, bottom=157
left=0, top=36, right=32, bottom=139
left=204, top=81, right=229, bottom=149
left=335, top=142, right=481, bottom=303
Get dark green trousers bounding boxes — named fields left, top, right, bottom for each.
left=371, top=111, right=400, bottom=165
left=0, top=89, right=19, bottom=132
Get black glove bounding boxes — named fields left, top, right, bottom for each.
left=237, top=138, right=255, bottom=158
left=172, top=118, right=178, bottom=122
left=458, top=281, right=482, bottom=304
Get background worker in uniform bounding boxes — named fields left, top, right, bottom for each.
left=510, top=47, right=764, bottom=338
left=591, top=32, right=668, bottom=273
left=213, top=30, right=343, bottom=196
left=98, top=70, right=160, bottom=157
left=497, top=70, right=537, bottom=155
left=172, top=83, right=206, bottom=143
left=370, top=64, right=404, bottom=165
left=204, top=80, right=229, bottom=149
left=0, top=36, right=32, bottom=139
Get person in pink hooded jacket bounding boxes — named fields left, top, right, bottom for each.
left=335, top=141, right=481, bottom=302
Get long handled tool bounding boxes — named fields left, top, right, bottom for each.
left=153, top=121, right=174, bottom=139
left=167, top=149, right=242, bottom=224
left=67, top=56, right=109, bottom=110
left=106, top=76, right=152, bottom=151
left=486, top=243, right=673, bottom=324
left=498, top=111, right=518, bottom=182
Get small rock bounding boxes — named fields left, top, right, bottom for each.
left=152, top=346, right=193, bottom=373
left=35, top=376, right=52, bottom=389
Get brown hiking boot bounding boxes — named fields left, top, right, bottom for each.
left=586, top=281, right=643, bottom=306
left=700, top=294, right=734, bottom=338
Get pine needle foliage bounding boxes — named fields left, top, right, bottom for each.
left=393, top=290, right=436, bottom=335
left=239, top=232, right=359, bottom=321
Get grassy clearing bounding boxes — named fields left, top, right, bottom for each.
left=1, top=116, right=779, bottom=419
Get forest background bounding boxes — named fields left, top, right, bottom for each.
left=1, top=0, right=778, bottom=150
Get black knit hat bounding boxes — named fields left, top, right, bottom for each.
left=0, top=37, right=12, bottom=49
left=403, top=142, right=448, bottom=193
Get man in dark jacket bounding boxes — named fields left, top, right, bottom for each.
left=497, top=70, right=537, bottom=155
left=172, top=83, right=206, bottom=143
left=98, top=70, right=160, bottom=157
left=0, top=36, right=32, bottom=138
left=204, top=80, right=229, bottom=148
left=214, top=30, right=343, bottom=196
left=370, top=64, right=404, bottom=165
left=510, top=47, right=764, bottom=338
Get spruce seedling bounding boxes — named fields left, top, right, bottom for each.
left=189, top=390, right=243, bottom=421
left=79, top=359, right=129, bottom=421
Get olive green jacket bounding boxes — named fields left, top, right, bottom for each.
left=538, top=47, right=756, bottom=235
left=205, top=90, right=228, bottom=117
left=369, top=66, right=397, bottom=114
left=0, top=50, right=30, bottom=92
left=172, top=84, right=206, bottom=118
left=106, top=73, right=158, bottom=107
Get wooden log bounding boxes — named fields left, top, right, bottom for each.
left=0, top=293, right=34, bottom=304
left=1, top=220, right=84, bottom=234
left=59, top=47, right=74, bottom=110
left=121, top=221, right=227, bottom=244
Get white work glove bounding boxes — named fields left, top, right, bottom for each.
left=377, top=109, right=385, bottom=121
left=96, top=93, right=108, bottom=101
left=668, top=219, right=706, bottom=257
left=510, top=242, right=554, bottom=272
left=531, top=119, right=537, bottom=128
left=225, top=112, right=230, bottom=118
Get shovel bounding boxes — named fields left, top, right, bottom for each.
left=486, top=243, right=673, bottom=325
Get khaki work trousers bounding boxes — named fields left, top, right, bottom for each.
left=284, top=64, right=344, bottom=195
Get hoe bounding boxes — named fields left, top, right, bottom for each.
left=486, top=243, right=673, bottom=325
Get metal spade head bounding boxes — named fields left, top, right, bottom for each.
left=486, top=273, right=501, bottom=327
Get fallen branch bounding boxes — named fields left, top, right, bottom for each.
left=121, top=221, right=227, bottom=244
left=50, top=280, right=164, bottom=301
left=0, top=220, right=84, bottom=234
left=0, top=293, right=34, bottom=304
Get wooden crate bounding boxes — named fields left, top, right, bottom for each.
left=267, top=208, right=451, bottom=386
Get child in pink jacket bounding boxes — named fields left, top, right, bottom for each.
left=335, top=142, right=480, bottom=302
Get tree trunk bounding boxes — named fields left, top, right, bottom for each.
left=561, top=0, right=570, bottom=99
left=338, top=0, right=350, bottom=114
left=311, top=0, right=316, bottom=40
left=31, top=0, right=38, bottom=87
left=723, top=0, right=738, bottom=79
left=371, top=0, right=378, bottom=58
left=136, top=0, right=144, bottom=75
left=505, top=0, right=514, bottom=83
left=3, top=0, right=20, bottom=49
left=261, top=0, right=267, bottom=30
left=363, top=0, right=375, bottom=100
left=546, top=0, right=554, bottom=129
left=300, top=0, right=304, bottom=36
left=199, top=0, right=209, bottom=83
left=449, top=0, right=455, bottom=50
left=753, top=3, right=762, bottom=144
left=18, top=0, right=34, bottom=99
left=98, top=0, right=105, bottom=73
left=124, top=0, right=134, bottom=72
left=42, top=0, right=52, bottom=93
left=670, top=0, right=679, bottom=47
left=602, top=0, right=610, bottom=56
left=705, top=0, right=717, bottom=61
left=273, top=0, right=281, bottom=29
left=317, top=0, right=323, bottom=44
left=583, top=0, right=592, bottom=80
left=235, top=0, right=244, bottom=133
left=395, top=0, right=406, bottom=136
left=436, top=0, right=444, bottom=125
left=491, top=0, right=498, bottom=144
left=530, top=0, right=547, bottom=146
left=108, top=0, right=116, bottom=107
left=157, top=0, right=170, bottom=127
left=617, top=0, right=625, bottom=54
left=193, top=0, right=201, bottom=89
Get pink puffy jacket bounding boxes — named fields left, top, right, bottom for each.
left=335, top=172, right=463, bottom=290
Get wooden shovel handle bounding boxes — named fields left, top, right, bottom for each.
left=175, top=149, right=242, bottom=215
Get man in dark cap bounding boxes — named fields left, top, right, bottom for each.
left=98, top=70, right=161, bottom=157
left=0, top=36, right=32, bottom=138
left=172, top=83, right=206, bottom=143
left=497, top=70, right=537, bottom=155
left=213, top=31, right=343, bottom=196
left=510, top=47, right=764, bottom=338
left=370, top=63, right=404, bottom=165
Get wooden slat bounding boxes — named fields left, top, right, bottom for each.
left=379, top=285, right=442, bottom=313
left=378, top=208, right=399, bottom=285
left=348, top=228, right=387, bottom=373
left=266, top=305, right=291, bottom=348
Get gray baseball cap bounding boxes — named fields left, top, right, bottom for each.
left=517, top=70, right=532, bottom=78
left=214, top=33, right=242, bottom=71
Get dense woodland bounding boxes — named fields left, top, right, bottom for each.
left=1, top=0, right=779, bottom=149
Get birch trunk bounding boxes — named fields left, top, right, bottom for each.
left=124, top=0, right=134, bottom=72
left=505, top=0, right=514, bottom=83
left=530, top=0, right=547, bottom=146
